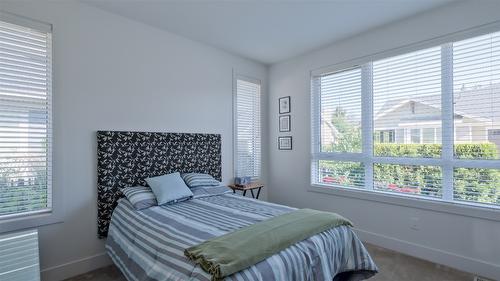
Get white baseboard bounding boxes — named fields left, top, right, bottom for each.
left=41, top=252, right=112, bottom=281
left=355, top=228, right=500, bottom=280
left=39, top=230, right=500, bottom=281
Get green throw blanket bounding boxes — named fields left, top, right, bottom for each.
left=184, top=208, right=353, bottom=281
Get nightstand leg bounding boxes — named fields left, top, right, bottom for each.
left=250, top=189, right=255, bottom=198
left=256, top=187, right=261, bottom=199
left=243, top=190, right=247, bottom=197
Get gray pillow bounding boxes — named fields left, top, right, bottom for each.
left=122, top=186, right=157, bottom=210
left=181, top=173, right=220, bottom=188
left=146, top=172, right=194, bottom=205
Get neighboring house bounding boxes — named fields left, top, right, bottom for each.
left=374, top=83, right=500, bottom=150
left=321, top=83, right=500, bottom=153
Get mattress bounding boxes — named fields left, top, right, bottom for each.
left=106, top=186, right=378, bottom=281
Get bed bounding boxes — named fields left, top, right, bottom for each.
left=97, top=131, right=378, bottom=281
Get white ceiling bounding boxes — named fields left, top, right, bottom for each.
left=82, top=0, right=455, bottom=65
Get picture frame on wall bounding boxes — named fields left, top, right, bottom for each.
left=279, top=115, right=291, bottom=132
left=279, top=96, right=291, bottom=114
left=278, top=136, right=292, bottom=150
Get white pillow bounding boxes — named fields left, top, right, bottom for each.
left=146, top=172, right=193, bottom=205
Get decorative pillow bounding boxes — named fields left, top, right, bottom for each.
left=181, top=173, right=221, bottom=188
left=122, top=186, right=157, bottom=210
left=146, top=172, right=194, bottom=205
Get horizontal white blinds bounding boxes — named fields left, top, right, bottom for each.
left=374, top=164, right=443, bottom=198
left=373, top=46, right=442, bottom=156
left=235, top=78, right=261, bottom=180
left=0, top=229, right=40, bottom=281
left=0, top=19, right=52, bottom=217
left=312, top=29, right=500, bottom=208
left=318, top=160, right=365, bottom=189
left=320, top=68, right=362, bottom=153
left=453, top=31, right=500, bottom=159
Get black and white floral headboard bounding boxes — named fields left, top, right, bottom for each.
left=96, top=131, right=222, bottom=238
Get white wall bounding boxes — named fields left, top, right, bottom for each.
left=268, top=0, right=500, bottom=279
left=0, top=1, right=268, bottom=280
left=3, top=0, right=500, bottom=279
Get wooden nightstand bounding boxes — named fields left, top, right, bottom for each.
left=228, top=182, right=264, bottom=199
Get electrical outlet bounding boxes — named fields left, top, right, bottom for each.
left=410, top=217, right=420, bottom=230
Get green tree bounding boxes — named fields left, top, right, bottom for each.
left=329, top=107, right=361, bottom=152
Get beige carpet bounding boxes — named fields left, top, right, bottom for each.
left=65, top=243, right=475, bottom=281
left=364, top=244, right=473, bottom=281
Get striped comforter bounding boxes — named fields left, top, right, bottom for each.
left=106, top=186, right=378, bottom=281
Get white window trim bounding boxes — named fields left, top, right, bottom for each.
left=310, top=21, right=500, bottom=221
left=232, top=71, right=262, bottom=181
left=307, top=184, right=500, bottom=222
left=0, top=12, right=63, bottom=233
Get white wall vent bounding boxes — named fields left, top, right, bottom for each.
left=0, top=229, right=40, bottom=281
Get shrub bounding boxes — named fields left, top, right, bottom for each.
left=320, top=160, right=364, bottom=188
left=320, top=143, right=500, bottom=205
left=375, top=143, right=441, bottom=158
left=374, top=143, right=498, bottom=159
left=454, top=167, right=500, bottom=205
left=455, top=143, right=498, bottom=159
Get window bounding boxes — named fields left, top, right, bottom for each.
left=373, top=46, right=442, bottom=154
left=453, top=32, right=500, bottom=159
left=410, top=129, right=421, bottom=144
left=319, top=160, right=364, bottom=188
left=312, top=30, right=500, bottom=208
left=319, top=67, right=361, bottom=153
left=374, top=130, right=395, bottom=143
left=0, top=17, right=52, bottom=219
left=234, top=76, right=261, bottom=180
left=422, top=128, right=436, bottom=144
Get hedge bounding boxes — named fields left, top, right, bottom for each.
left=320, top=143, right=500, bottom=205
left=374, top=143, right=498, bottom=159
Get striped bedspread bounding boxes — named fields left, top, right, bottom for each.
left=106, top=186, right=378, bottom=281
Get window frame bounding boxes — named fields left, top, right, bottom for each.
left=233, top=73, right=262, bottom=181
left=0, top=12, right=62, bottom=233
left=310, top=22, right=500, bottom=221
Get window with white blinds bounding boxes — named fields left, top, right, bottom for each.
left=312, top=30, right=500, bottom=209
left=373, top=46, right=442, bottom=156
left=0, top=17, right=52, bottom=219
left=320, top=67, right=362, bottom=153
left=234, top=77, right=261, bottom=181
left=453, top=32, right=500, bottom=159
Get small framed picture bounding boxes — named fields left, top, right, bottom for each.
left=279, top=115, right=291, bottom=132
left=278, top=136, right=292, bottom=150
left=279, top=96, right=291, bottom=114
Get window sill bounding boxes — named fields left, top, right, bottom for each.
left=308, top=183, right=500, bottom=222
left=0, top=210, right=63, bottom=234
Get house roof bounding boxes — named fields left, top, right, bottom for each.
left=374, top=83, right=500, bottom=123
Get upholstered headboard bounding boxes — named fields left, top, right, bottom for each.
left=96, top=131, right=221, bottom=238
